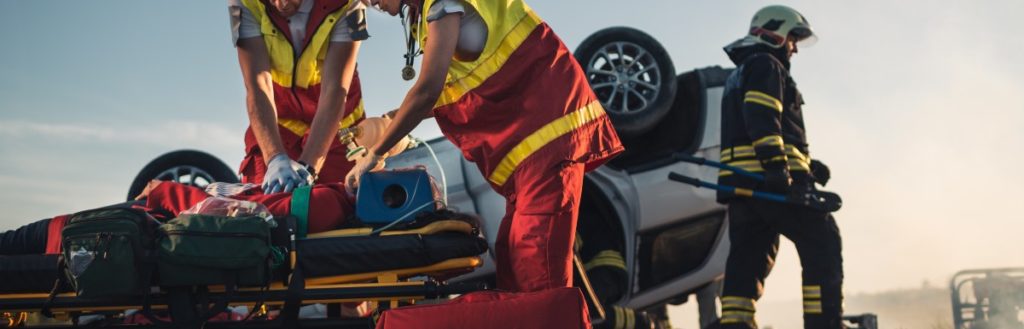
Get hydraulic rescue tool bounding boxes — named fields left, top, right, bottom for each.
left=668, top=152, right=842, bottom=212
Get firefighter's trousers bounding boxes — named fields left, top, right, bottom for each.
left=721, top=198, right=844, bottom=329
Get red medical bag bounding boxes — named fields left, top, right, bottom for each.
left=376, top=287, right=591, bottom=329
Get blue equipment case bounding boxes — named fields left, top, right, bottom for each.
left=356, top=168, right=437, bottom=226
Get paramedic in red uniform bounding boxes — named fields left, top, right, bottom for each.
left=346, top=0, right=624, bottom=293
left=230, top=0, right=369, bottom=193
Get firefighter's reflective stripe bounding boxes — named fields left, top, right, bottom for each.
left=803, top=285, right=823, bottom=314
left=719, top=145, right=811, bottom=176
left=721, top=145, right=809, bottom=162
left=277, top=99, right=365, bottom=136
left=803, top=300, right=823, bottom=314
left=584, top=249, right=626, bottom=271
left=803, top=285, right=822, bottom=299
left=721, top=296, right=757, bottom=326
left=612, top=306, right=637, bottom=329
left=744, top=90, right=783, bottom=113
left=488, top=101, right=606, bottom=186
left=721, top=296, right=756, bottom=311
left=753, top=135, right=784, bottom=148
left=720, top=310, right=755, bottom=325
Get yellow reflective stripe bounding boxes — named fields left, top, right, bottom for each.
left=803, top=292, right=822, bottom=299
left=585, top=250, right=626, bottom=271
left=488, top=101, right=606, bottom=186
left=718, top=160, right=765, bottom=176
left=744, top=90, right=783, bottom=112
left=753, top=135, right=784, bottom=147
left=338, top=99, right=365, bottom=129
left=277, top=100, right=365, bottom=137
left=295, top=5, right=353, bottom=88
left=435, top=11, right=542, bottom=108
left=242, top=0, right=295, bottom=87
left=768, top=155, right=788, bottom=163
left=721, top=296, right=756, bottom=311
left=720, top=309, right=755, bottom=325
left=802, top=285, right=822, bottom=294
left=734, top=188, right=755, bottom=197
left=789, top=158, right=810, bottom=172
left=614, top=306, right=625, bottom=329
left=803, top=300, right=823, bottom=314
left=785, top=145, right=809, bottom=162
left=279, top=119, right=310, bottom=137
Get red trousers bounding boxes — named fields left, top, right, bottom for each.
left=240, top=126, right=355, bottom=185
left=495, top=160, right=585, bottom=292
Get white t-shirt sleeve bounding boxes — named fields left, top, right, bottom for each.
left=229, top=0, right=262, bottom=46
left=426, top=0, right=466, bottom=22
left=330, top=6, right=370, bottom=42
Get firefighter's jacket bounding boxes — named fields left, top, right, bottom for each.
left=719, top=47, right=817, bottom=202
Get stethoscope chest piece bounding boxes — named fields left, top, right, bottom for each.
left=402, top=65, right=416, bottom=81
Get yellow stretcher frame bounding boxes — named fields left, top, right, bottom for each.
left=0, top=256, right=482, bottom=318
left=0, top=220, right=486, bottom=326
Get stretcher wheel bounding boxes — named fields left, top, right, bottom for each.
left=575, top=27, right=677, bottom=139
left=127, top=150, right=239, bottom=200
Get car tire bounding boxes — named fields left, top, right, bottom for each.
left=126, top=150, right=239, bottom=201
left=575, top=27, right=677, bottom=139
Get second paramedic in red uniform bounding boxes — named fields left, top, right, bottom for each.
left=230, top=0, right=369, bottom=193
left=347, top=0, right=624, bottom=293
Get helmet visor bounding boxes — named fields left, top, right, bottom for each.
left=791, top=28, right=817, bottom=48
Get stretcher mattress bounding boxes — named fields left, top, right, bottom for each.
left=0, top=232, right=487, bottom=294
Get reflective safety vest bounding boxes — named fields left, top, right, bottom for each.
left=240, top=0, right=365, bottom=149
left=418, top=0, right=623, bottom=187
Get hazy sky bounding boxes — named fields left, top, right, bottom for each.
left=1, top=0, right=1023, bottom=322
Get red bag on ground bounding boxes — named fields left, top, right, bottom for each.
left=375, top=287, right=591, bottom=329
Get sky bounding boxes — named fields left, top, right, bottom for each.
left=2, top=0, right=1023, bottom=325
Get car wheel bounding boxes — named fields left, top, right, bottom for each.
left=126, top=150, right=239, bottom=200
left=575, top=27, right=677, bottom=139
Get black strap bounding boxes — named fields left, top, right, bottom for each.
left=281, top=265, right=306, bottom=327
left=40, top=256, right=65, bottom=318
left=280, top=214, right=305, bottom=327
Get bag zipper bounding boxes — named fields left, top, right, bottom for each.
left=163, top=230, right=266, bottom=239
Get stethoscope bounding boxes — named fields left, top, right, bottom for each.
left=398, top=2, right=423, bottom=81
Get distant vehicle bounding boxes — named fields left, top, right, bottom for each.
left=951, top=268, right=1024, bottom=329
left=130, top=27, right=737, bottom=327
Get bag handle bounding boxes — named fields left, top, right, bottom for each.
left=289, top=185, right=311, bottom=239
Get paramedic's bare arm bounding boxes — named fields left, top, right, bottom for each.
left=371, top=14, right=459, bottom=157
left=237, top=37, right=287, bottom=162
left=298, top=41, right=361, bottom=171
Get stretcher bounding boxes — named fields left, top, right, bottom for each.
left=0, top=218, right=490, bottom=328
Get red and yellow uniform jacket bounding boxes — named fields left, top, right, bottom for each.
left=238, top=0, right=366, bottom=183
left=417, top=0, right=623, bottom=189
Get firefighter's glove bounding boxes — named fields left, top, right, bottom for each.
left=761, top=163, right=792, bottom=194
left=262, top=153, right=310, bottom=194
left=344, top=152, right=387, bottom=195
left=810, top=159, right=830, bottom=186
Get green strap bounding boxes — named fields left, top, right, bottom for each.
left=290, top=185, right=311, bottom=239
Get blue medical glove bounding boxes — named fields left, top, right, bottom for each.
left=262, top=154, right=309, bottom=194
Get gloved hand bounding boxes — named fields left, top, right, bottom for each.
left=810, top=159, right=830, bottom=186
left=262, top=153, right=311, bottom=194
left=761, top=163, right=792, bottom=194
left=344, top=152, right=387, bottom=195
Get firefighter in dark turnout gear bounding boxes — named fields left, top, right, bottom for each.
left=717, top=5, right=844, bottom=329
